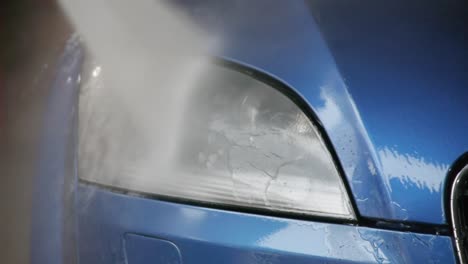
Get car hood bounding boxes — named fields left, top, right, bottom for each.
left=178, top=0, right=468, bottom=224
left=306, top=0, right=468, bottom=224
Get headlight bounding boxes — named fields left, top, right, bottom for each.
left=79, top=60, right=355, bottom=220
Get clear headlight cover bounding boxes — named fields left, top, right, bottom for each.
left=79, top=62, right=355, bottom=220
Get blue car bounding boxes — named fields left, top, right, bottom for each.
left=32, top=1, right=468, bottom=263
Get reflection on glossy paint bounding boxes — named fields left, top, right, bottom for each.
left=258, top=223, right=327, bottom=255
left=316, top=88, right=343, bottom=130
left=316, top=87, right=359, bottom=177
left=259, top=223, right=377, bottom=262
left=357, top=229, right=391, bottom=264
left=315, top=85, right=392, bottom=217
left=179, top=207, right=206, bottom=223
left=367, top=158, right=377, bottom=176
left=378, top=147, right=448, bottom=193
left=315, top=84, right=450, bottom=222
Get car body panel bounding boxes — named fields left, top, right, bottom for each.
left=77, top=185, right=455, bottom=264
left=307, top=0, right=468, bottom=225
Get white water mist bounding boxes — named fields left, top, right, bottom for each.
left=59, top=0, right=221, bottom=188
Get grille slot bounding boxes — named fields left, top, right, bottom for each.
left=450, top=165, right=468, bottom=264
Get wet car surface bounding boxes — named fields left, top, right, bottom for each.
left=3, top=0, right=468, bottom=263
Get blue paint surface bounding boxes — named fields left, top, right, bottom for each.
left=77, top=185, right=456, bottom=264
left=306, top=0, right=468, bottom=225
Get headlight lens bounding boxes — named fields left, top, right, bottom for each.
left=79, top=61, right=355, bottom=220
